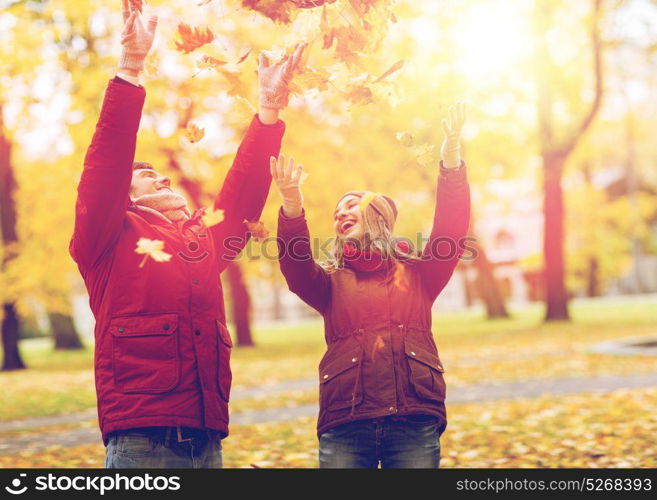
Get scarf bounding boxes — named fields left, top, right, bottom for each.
left=132, top=191, right=191, bottom=224
left=342, top=239, right=413, bottom=273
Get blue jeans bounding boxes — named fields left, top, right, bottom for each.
left=105, top=428, right=223, bottom=468
left=319, top=415, right=441, bottom=468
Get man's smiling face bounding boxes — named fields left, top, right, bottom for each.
left=130, top=167, right=173, bottom=198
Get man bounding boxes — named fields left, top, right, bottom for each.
left=69, top=1, right=305, bottom=468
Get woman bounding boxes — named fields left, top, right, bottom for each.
left=272, top=104, right=470, bottom=468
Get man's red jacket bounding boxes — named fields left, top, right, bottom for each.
left=69, top=78, right=285, bottom=443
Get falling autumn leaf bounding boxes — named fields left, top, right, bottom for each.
left=237, top=48, right=252, bottom=64
left=393, top=261, right=409, bottom=292
left=372, top=60, right=405, bottom=84
left=202, top=207, right=225, bottom=228
left=345, top=84, right=373, bottom=105
left=244, top=219, right=269, bottom=241
left=197, top=55, right=227, bottom=71
left=289, top=66, right=330, bottom=94
left=413, top=143, right=436, bottom=167
left=135, top=238, right=172, bottom=268
left=359, top=192, right=379, bottom=213
left=218, top=68, right=246, bottom=96
left=184, top=123, right=205, bottom=143
left=175, top=23, right=215, bottom=54
left=396, top=131, right=414, bottom=147
left=371, top=335, right=385, bottom=361
left=242, top=0, right=296, bottom=24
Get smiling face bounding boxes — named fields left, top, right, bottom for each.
left=334, top=194, right=364, bottom=240
left=130, top=168, right=173, bottom=198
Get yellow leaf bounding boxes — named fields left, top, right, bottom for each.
left=197, top=55, right=227, bottom=71
left=202, top=207, right=225, bottom=227
left=359, top=192, right=379, bottom=213
left=135, top=238, right=172, bottom=268
left=373, top=60, right=405, bottom=84
left=290, top=66, right=330, bottom=94
left=185, top=123, right=205, bottom=143
left=396, top=131, right=414, bottom=147
left=344, top=84, right=373, bottom=105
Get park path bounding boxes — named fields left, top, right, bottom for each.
left=2, top=372, right=657, bottom=455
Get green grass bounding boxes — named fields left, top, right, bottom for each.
left=1, top=296, right=655, bottom=422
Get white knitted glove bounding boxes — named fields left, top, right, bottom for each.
left=271, top=154, right=304, bottom=218
left=441, top=102, right=466, bottom=168
left=119, top=3, right=157, bottom=73
left=258, top=43, right=306, bottom=110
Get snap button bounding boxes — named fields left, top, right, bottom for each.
left=117, top=327, right=125, bottom=333
left=195, top=329, right=201, bottom=336
left=351, top=357, right=357, bottom=363
left=323, top=374, right=329, bottom=380
left=410, top=351, right=416, bottom=356
left=163, top=323, right=170, bottom=330
left=192, top=279, right=199, bottom=285
left=389, top=406, right=396, bottom=412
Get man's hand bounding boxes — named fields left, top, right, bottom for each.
left=440, top=102, right=466, bottom=169
left=258, top=43, right=306, bottom=123
left=119, top=0, right=157, bottom=75
left=271, top=154, right=304, bottom=218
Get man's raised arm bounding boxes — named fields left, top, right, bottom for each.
left=210, top=44, right=306, bottom=272
left=69, top=2, right=157, bottom=272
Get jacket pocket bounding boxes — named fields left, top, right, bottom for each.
left=215, top=320, right=233, bottom=403
left=110, top=313, right=180, bottom=394
left=319, top=344, right=363, bottom=411
left=404, top=337, right=446, bottom=403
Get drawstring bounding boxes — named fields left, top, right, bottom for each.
left=349, top=328, right=365, bottom=419
left=398, top=323, right=410, bottom=411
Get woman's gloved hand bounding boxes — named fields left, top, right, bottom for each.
left=271, top=154, right=304, bottom=218
left=441, top=102, right=466, bottom=168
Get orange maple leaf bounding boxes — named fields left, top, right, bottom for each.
left=175, top=23, right=215, bottom=54
left=244, top=219, right=270, bottom=241
left=371, top=335, right=385, bottom=361
left=393, top=261, right=409, bottom=292
left=184, top=123, right=205, bottom=143
left=242, top=0, right=295, bottom=24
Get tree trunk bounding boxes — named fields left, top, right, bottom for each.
left=0, top=103, right=25, bottom=370
left=2, top=304, right=24, bottom=371
left=271, top=279, right=284, bottom=321
left=534, top=0, right=603, bottom=322
left=225, top=262, right=254, bottom=347
left=586, top=257, right=600, bottom=297
left=49, top=312, right=84, bottom=350
left=470, top=235, right=510, bottom=319
left=543, top=154, right=570, bottom=321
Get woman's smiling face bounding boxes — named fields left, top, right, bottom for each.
left=334, top=195, right=363, bottom=240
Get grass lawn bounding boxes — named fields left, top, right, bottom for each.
left=2, top=387, right=656, bottom=468
left=2, top=296, right=655, bottom=422
left=1, top=295, right=656, bottom=468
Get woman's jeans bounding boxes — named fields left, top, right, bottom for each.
left=105, top=427, right=223, bottom=469
left=319, top=414, right=441, bottom=468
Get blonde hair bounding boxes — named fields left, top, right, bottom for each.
left=321, top=192, right=421, bottom=274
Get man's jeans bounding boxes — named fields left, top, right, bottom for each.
left=319, top=414, right=441, bottom=468
left=105, top=428, right=223, bottom=468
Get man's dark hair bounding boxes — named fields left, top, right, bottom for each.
left=133, top=161, right=155, bottom=171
